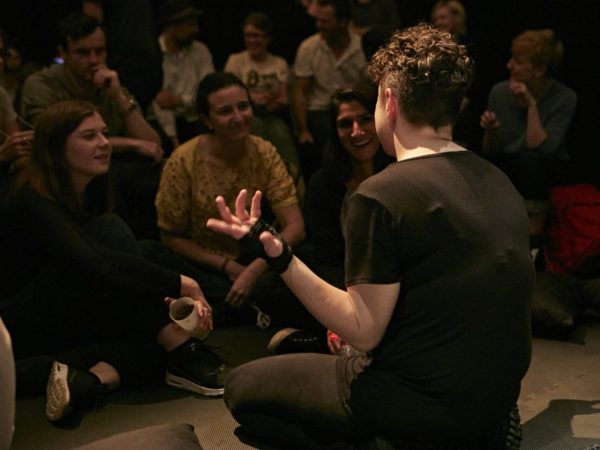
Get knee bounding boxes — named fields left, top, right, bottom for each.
left=224, top=364, right=247, bottom=414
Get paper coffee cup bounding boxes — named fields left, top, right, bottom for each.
left=169, top=297, right=210, bottom=340
left=169, top=297, right=198, bottom=331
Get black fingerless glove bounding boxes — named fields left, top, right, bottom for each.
left=239, top=218, right=293, bottom=274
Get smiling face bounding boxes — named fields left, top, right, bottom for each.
left=432, top=4, right=455, bottom=34
left=336, top=100, right=379, bottom=164
left=244, top=24, right=270, bottom=60
left=315, top=5, right=346, bottom=43
left=507, top=48, right=544, bottom=84
left=64, top=112, right=111, bottom=193
left=204, top=85, right=253, bottom=141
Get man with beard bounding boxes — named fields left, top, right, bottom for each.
left=293, top=0, right=365, bottom=178
left=150, top=0, right=215, bottom=149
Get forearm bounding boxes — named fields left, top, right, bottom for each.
left=279, top=221, right=305, bottom=248
left=109, top=136, right=150, bottom=153
left=482, top=129, right=500, bottom=158
left=526, top=102, right=547, bottom=149
left=112, top=91, right=160, bottom=144
left=281, top=256, right=392, bottom=351
left=293, top=89, right=310, bottom=134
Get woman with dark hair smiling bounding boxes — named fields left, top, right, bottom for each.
left=1, top=100, right=227, bottom=423
left=304, top=82, right=393, bottom=289
left=156, top=72, right=321, bottom=353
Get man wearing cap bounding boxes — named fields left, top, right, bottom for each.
left=151, top=0, right=215, bottom=149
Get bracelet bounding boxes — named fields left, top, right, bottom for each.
left=220, top=258, right=230, bottom=272
left=115, top=90, right=138, bottom=117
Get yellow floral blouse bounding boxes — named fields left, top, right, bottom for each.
left=156, top=134, right=298, bottom=259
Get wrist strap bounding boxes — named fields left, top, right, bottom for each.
left=241, top=218, right=293, bottom=274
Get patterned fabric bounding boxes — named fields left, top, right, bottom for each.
left=156, top=134, right=298, bottom=259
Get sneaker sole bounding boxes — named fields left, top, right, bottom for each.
left=165, top=372, right=224, bottom=397
left=266, top=327, right=301, bottom=353
left=46, top=361, right=71, bottom=421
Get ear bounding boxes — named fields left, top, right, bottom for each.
left=383, top=88, right=397, bottom=124
left=534, top=64, right=547, bottom=78
left=58, top=46, right=67, bottom=59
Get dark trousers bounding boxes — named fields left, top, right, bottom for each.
left=140, top=240, right=323, bottom=331
left=1, top=214, right=169, bottom=394
left=225, top=353, right=373, bottom=450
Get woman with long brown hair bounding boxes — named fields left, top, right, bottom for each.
left=1, top=100, right=227, bottom=423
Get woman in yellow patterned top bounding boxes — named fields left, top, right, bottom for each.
left=155, top=72, right=307, bottom=321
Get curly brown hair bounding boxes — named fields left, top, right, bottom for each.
left=367, top=23, right=474, bottom=129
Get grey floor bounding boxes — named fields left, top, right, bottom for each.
left=11, top=315, right=600, bottom=450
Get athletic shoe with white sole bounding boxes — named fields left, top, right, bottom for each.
left=267, top=328, right=328, bottom=354
left=46, top=361, right=105, bottom=422
left=166, top=339, right=230, bottom=397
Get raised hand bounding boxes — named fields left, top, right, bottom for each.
left=206, top=189, right=289, bottom=269
left=206, top=189, right=262, bottom=240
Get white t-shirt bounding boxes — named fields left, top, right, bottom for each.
left=294, top=32, right=366, bottom=111
left=224, top=51, right=289, bottom=97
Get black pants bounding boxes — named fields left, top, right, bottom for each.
left=1, top=214, right=170, bottom=393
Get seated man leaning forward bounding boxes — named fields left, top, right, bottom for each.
left=207, top=24, right=533, bottom=449
left=20, top=12, right=163, bottom=163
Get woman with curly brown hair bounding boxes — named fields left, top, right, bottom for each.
left=209, top=24, right=532, bottom=449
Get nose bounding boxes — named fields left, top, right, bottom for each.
left=507, top=58, right=514, bottom=71
left=99, top=132, right=110, bottom=147
left=351, top=121, right=364, bottom=137
left=89, top=51, right=100, bottom=65
left=231, top=108, right=244, bottom=123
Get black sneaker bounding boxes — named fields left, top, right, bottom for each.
left=46, top=361, right=106, bottom=422
left=166, top=339, right=229, bottom=397
left=267, top=328, right=327, bottom=354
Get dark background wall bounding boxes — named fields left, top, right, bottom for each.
left=1, top=0, right=598, bottom=179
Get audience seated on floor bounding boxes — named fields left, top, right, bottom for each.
left=154, top=72, right=327, bottom=354
left=224, top=11, right=301, bottom=186
left=480, top=28, right=577, bottom=242
left=0, top=85, right=33, bottom=194
left=207, top=24, right=531, bottom=449
left=304, top=82, right=393, bottom=289
left=82, top=0, right=164, bottom=114
left=150, top=0, right=214, bottom=150
left=20, top=12, right=166, bottom=238
left=293, top=0, right=366, bottom=180
left=0, top=100, right=230, bottom=425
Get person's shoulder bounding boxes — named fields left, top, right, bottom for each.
left=298, top=33, right=321, bottom=51
left=23, top=65, right=68, bottom=93
left=248, top=134, right=277, bottom=156
left=491, top=79, right=509, bottom=92
left=170, top=136, right=202, bottom=160
left=226, top=51, right=246, bottom=64
left=191, top=40, right=213, bottom=56
left=266, top=52, right=288, bottom=67
left=550, top=79, right=577, bottom=102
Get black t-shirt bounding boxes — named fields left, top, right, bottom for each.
left=345, top=151, right=533, bottom=442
